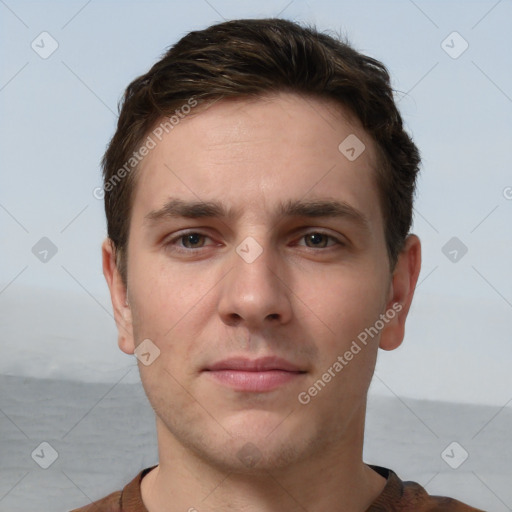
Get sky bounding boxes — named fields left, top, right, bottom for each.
left=0, top=0, right=511, bottom=405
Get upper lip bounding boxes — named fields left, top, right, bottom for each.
left=205, top=356, right=304, bottom=372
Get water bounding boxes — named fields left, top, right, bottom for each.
left=0, top=374, right=509, bottom=511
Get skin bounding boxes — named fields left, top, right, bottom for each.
left=103, top=92, right=421, bottom=511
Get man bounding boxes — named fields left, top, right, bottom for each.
left=72, top=18, right=484, bottom=512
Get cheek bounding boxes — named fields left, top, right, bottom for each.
left=298, top=270, right=385, bottom=399
left=127, top=248, right=191, bottom=329
left=127, top=251, right=219, bottom=368
left=294, top=262, right=389, bottom=347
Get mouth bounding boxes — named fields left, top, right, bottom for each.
left=203, top=356, right=307, bottom=392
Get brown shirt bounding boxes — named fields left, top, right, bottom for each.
left=70, top=465, right=485, bottom=511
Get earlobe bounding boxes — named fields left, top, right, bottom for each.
left=379, top=234, right=422, bottom=351
left=101, top=238, right=135, bottom=355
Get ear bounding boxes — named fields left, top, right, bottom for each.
left=379, top=234, right=422, bottom=351
left=102, top=238, right=135, bottom=355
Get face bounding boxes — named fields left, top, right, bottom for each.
left=105, top=92, right=417, bottom=473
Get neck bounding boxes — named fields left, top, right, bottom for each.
left=141, top=405, right=386, bottom=511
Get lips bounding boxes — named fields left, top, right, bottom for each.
left=203, top=356, right=306, bottom=392
left=206, top=356, right=303, bottom=372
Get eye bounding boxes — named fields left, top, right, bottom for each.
left=299, top=232, right=343, bottom=249
left=180, top=232, right=207, bottom=249
left=165, top=231, right=213, bottom=253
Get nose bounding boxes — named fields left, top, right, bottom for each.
left=217, top=240, right=293, bottom=329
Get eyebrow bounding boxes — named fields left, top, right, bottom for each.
left=144, top=197, right=371, bottom=232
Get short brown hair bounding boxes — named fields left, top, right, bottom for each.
left=102, top=18, right=420, bottom=284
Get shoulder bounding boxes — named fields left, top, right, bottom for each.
left=402, top=480, right=485, bottom=511
left=68, top=465, right=156, bottom=512
left=369, top=466, right=485, bottom=511
left=69, top=490, right=122, bottom=512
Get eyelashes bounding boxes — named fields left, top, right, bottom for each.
left=164, top=230, right=345, bottom=255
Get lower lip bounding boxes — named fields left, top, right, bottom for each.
left=205, top=370, right=304, bottom=392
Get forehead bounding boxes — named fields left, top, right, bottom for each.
left=131, top=92, right=384, bottom=234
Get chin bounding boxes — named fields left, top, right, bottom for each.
left=221, top=408, right=295, bottom=439
left=204, top=436, right=308, bottom=475
left=208, top=414, right=319, bottom=472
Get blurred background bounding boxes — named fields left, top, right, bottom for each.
left=1, top=0, right=511, bottom=510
